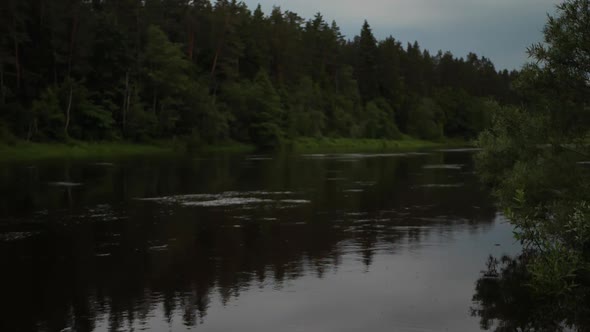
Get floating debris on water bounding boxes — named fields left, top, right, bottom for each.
left=0, top=231, right=39, bottom=242
left=344, top=189, right=364, bottom=193
left=148, top=245, right=169, bottom=251
left=436, top=148, right=482, bottom=152
left=415, top=183, right=464, bottom=188
left=245, top=155, right=273, bottom=161
left=84, top=205, right=123, bottom=222
left=422, top=164, right=464, bottom=170
left=302, top=153, right=409, bottom=160
left=183, top=197, right=273, bottom=207
left=354, top=181, right=376, bottom=187
left=135, top=191, right=310, bottom=208
left=280, top=199, right=311, bottom=204
left=48, top=182, right=83, bottom=187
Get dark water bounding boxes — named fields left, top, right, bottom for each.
left=0, top=150, right=520, bottom=332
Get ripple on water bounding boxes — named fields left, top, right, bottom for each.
left=135, top=191, right=310, bottom=208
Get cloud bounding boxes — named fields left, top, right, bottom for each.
left=242, top=0, right=560, bottom=69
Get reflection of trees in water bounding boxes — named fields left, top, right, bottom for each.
left=0, top=152, right=498, bottom=331
left=471, top=254, right=590, bottom=332
left=2, top=207, right=497, bottom=332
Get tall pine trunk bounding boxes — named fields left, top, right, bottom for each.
left=64, top=85, right=73, bottom=138
left=152, top=89, right=157, bottom=114
left=13, top=16, right=21, bottom=89
left=123, top=71, right=129, bottom=133
left=188, top=30, right=195, bottom=61
left=0, top=63, right=5, bottom=105
left=68, top=15, right=80, bottom=77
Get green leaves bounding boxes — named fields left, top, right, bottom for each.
left=477, top=0, right=590, bottom=296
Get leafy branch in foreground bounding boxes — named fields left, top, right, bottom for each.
left=477, top=0, right=590, bottom=295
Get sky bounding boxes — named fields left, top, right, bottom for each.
left=241, top=0, right=561, bottom=70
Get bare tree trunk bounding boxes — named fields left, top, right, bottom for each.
left=49, top=23, right=59, bottom=85
left=125, top=87, right=131, bottom=133
left=67, top=15, right=80, bottom=78
left=123, top=71, right=129, bottom=133
left=13, top=16, right=21, bottom=89
left=135, top=6, right=141, bottom=67
left=53, top=50, right=58, bottom=86
left=188, top=30, right=195, bottom=61
left=0, top=63, right=5, bottom=105
left=210, top=15, right=229, bottom=77
left=152, top=89, right=157, bottom=114
left=27, top=118, right=38, bottom=141
left=65, top=85, right=73, bottom=137
left=27, top=121, right=32, bottom=141
left=211, top=45, right=221, bottom=76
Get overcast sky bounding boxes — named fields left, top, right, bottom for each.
left=241, top=0, right=560, bottom=70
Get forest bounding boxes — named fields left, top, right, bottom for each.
left=0, top=0, right=518, bottom=149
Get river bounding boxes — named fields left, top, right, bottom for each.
left=0, top=149, right=521, bottom=332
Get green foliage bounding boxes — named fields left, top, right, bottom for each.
left=125, top=87, right=157, bottom=142
left=285, top=76, right=325, bottom=137
left=435, top=87, right=495, bottom=138
left=0, top=0, right=515, bottom=149
left=477, top=0, right=590, bottom=296
left=0, top=119, right=16, bottom=143
left=68, top=82, right=115, bottom=140
left=407, top=98, right=443, bottom=140
left=31, top=87, right=65, bottom=140
left=471, top=254, right=590, bottom=331
left=223, top=70, right=284, bottom=148
left=291, top=136, right=447, bottom=153
left=363, top=99, right=402, bottom=139
left=247, top=71, right=284, bottom=149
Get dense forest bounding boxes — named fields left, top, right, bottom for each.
left=0, top=0, right=518, bottom=148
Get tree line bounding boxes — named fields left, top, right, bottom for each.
left=0, top=0, right=518, bottom=148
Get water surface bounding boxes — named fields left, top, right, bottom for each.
left=0, top=150, right=519, bottom=331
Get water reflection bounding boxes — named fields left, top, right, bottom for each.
left=0, top=151, right=501, bottom=331
left=471, top=254, right=590, bottom=332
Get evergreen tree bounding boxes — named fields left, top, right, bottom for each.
left=355, top=20, right=379, bottom=103
left=0, top=0, right=518, bottom=146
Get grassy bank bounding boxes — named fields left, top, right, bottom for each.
left=0, top=140, right=260, bottom=162
left=288, top=137, right=469, bottom=153
left=0, top=137, right=470, bottom=162
left=0, top=141, right=179, bottom=161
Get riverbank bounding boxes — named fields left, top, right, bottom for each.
left=0, top=141, right=179, bottom=161
left=0, top=137, right=470, bottom=161
left=288, top=137, right=468, bottom=153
